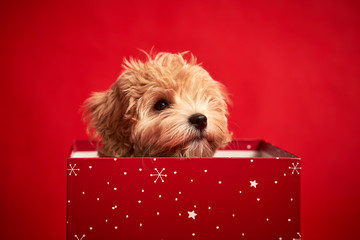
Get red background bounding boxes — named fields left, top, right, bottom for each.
left=1, top=0, right=359, bottom=239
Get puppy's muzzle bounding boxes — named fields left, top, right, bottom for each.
left=189, top=113, right=207, bottom=131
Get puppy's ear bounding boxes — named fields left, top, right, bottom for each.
left=216, top=82, right=233, bottom=145
left=83, top=81, right=133, bottom=157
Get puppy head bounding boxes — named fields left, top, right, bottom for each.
left=84, top=52, right=232, bottom=157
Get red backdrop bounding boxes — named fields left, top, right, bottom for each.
left=1, top=0, right=359, bottom=239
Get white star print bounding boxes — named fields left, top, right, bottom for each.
left=188, top=210, right=197, bottom=220
left=250, top=180, right=258, bottom=188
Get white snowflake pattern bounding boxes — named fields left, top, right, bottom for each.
left=289, top=163, right=301, bottom=175
left=150, top=168, right=167, bottom=183
left=68, top=164, right=80, bottom=176
left=74, top=234, right=85, bottom=240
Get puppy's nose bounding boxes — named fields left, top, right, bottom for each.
left=189, top=114, right=207, bottom=131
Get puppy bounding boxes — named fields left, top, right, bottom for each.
left=83, top=52, right=231, bottom=157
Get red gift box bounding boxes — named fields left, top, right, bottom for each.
left=67, top=140, right=301, bottom=240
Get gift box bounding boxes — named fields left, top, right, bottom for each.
left=67, top=140, right=301, bottom=240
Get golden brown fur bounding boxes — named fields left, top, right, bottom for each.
left=83, top=52, right=231, bottom=157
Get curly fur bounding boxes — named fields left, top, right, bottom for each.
left=83, top=52, right=232, bottom=157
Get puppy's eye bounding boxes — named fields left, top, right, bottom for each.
left=154, top=100, right=169, bottom=111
